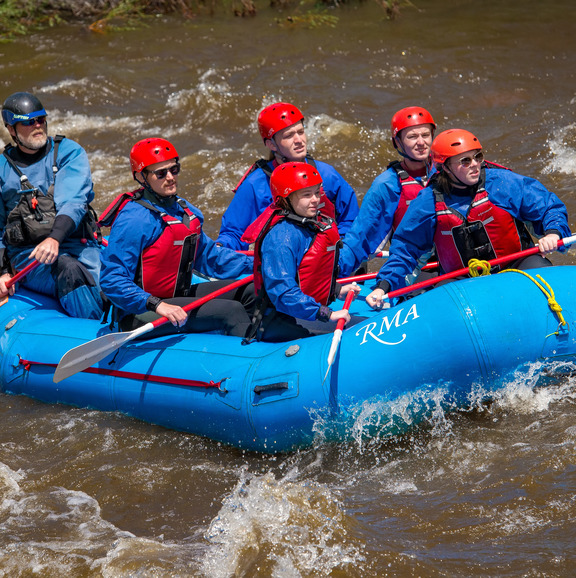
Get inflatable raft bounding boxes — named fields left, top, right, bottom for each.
left=1, top=265, right=575, bottom=453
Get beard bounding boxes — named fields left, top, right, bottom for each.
left=16, top=128, right=48, bottom=152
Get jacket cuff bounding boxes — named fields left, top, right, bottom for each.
left=49, top=215, right=76, bottom=244
left=146, top=295, right=162, bottom=312
left=0, top=248, right=11, bottom=276
left=376, top=279, right=391, bottom=293
left=316, top=305, right=332, bottom=322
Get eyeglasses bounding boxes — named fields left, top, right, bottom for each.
left=457, top=151, right=484, bottom=168
left=148, top=163, right=181, bottom=179
left=19, top=116, right=47, bottom=127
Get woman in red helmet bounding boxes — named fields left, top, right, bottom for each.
left=241, top=162, right=359, bottom=342
left=366, top=128, right=571, bottom=309
left=339, top=106, right=436, bottom=276
left=99, top=138, right=255, bottom=337
left=216, top=102, right=359, bottom=251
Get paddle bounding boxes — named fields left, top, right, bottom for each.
left=53, top=274, right=255, bottom=383
left=0, top=259, right=40, bottom=307
left=323, top=288, right=356, bottom=383
left=378, top=234, right=576, bottom=303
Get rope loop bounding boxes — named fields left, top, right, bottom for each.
left=468, top=259, right=491, bottom=277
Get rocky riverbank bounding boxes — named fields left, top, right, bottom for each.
left=0, top=0, right=405, bottom=40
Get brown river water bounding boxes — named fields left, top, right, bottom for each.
left=1, top=0, right=576, bottom=575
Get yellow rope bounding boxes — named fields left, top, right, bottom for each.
left=501, top=268, right=567, bottom=335
left=467, top=258, right=492, bottom=277
left=462, top=259, right=567, bottom=336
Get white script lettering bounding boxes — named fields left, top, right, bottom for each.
left=355, top=304, right=419, bottom=346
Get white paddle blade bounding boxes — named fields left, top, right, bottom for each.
left=322, top=328, right=343, bottom=384
left=53, top=323, right=154, bottom=383
left=326, top=329, right=343, bottom=367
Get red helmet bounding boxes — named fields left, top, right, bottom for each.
left=431, top=129, right=482, bottom=165
left=270, top=162, right=322, bottom=201
left=130, top=138, right=179, bottom=176
left=258, top=102, right=304, bottom=142
left=391, top=106, right=436, bottom=138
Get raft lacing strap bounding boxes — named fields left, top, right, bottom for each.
left=500, top=269, right=568, bottom=336
left=17, top=358, right=229, bottom=392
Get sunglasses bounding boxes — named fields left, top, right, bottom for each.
left=457, top=151, right=484, bottom=168
left=148, top=163, right=181, bottom=179
left=19, top=116, right=47, bottom=127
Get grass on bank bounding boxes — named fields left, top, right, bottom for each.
left=0, top=0, right=416, bottom=41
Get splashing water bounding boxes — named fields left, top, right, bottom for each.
left=202, top=467, right=366, bottom=577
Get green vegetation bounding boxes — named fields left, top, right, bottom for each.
left=0, top=0, right=414, bottom=41
left=0, top=0, right=64, bottom=40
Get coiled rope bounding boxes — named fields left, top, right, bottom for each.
left=468, top=258, right=492, bottom=277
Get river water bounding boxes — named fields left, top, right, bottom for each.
left=1, top=0, right=576, bottom=575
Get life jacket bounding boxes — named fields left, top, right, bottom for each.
left=433, top=165, right=532, bottom=273
left=388, top=160, right=427, bottom=231
left=248, top=205, right=340, bottom=305
left=233, top=154, right=336, bottom=219
left=2, top=136, right=97, bottom=247
left=98, top=189, right=202, bottom=298
left=241, top=204, right=341, bottom=342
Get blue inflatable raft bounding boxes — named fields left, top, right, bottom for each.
left=1, top=265, right=575, bottom=453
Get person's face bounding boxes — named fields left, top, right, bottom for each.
left=9, top=116, right=48, bottom=153
left=267, top=121, right=307, bottom=161
left=446, top=149, right=483, bottom=186
left=289, top=184, right=322, bottom=218
left=397, top=124, right=433, bottom=161
left=141, top=159, right=180, bottom=197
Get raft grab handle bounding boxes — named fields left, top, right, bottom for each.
left=253, top=382, right=289, bottom=394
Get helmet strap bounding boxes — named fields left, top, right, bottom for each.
left=266, top=135, right=291, bottom=164
left=394, top=136, right=422, bottom=165
left=10, top=125, right=24, bottom=148
left=443, top=164, right=471, bottom=189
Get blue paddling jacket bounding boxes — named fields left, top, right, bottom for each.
left=217, top=158, right=359, bottom=251
left=101, top=194, right=253, bottom=316
left=375, top=167, right=571, bottom=293
left=339, top=162, right=431, bottom=276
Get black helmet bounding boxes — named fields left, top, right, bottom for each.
left=2, top=92, right=47, bottom=126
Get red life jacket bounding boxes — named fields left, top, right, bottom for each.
left=244, top=205, right=341, bottom=306
left=388, top=161, right=427, bottom=231
left=433, top=167, right=530, bottom=272
left=98, top=189, right=201, bottom=298
left=97, top=189, right=139, bottom=229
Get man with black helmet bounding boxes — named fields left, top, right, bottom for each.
left=0, top=91, right=102, bottom=318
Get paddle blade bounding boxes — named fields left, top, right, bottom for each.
left=323, top=328, right=343, bottom=383
left=326, top=328, right=344, bottom=367
left=53, top=326, right=148, bottom=383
